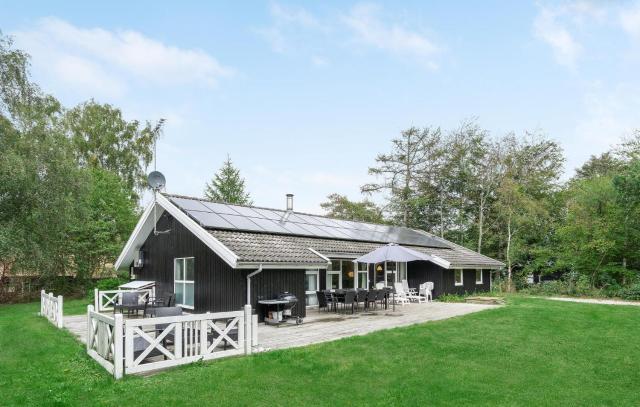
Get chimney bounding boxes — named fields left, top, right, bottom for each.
left=286, top=193, right=294, bottom=211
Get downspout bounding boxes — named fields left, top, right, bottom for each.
left=246, top=265, right=263, bottom=305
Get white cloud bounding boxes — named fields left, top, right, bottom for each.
left=533, top=5, right=583, bottom=68
left=269, top=2, right=324, bottom=30
left=257, top=3, right=328, bottom=53
left=342, top=3, right=440, bottom=69
left=620, top=4, right=640, bottom=40
left=311, top=55, right=329, bottom=67
left=12, top=17, right=233, bottom=98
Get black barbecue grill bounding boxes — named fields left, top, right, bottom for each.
left=258, top=292, right=303, bottom=326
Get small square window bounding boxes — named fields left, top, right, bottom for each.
left=476, top=269, right=483, bottom=285
left=454, top=270, right=463, bottom=286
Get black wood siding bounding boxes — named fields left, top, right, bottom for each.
left=443, top=269, right=491, bottom=295
left=250, top=269, right=306, bottom=320
left=139, top=213, right=306, bottom=317
left=407, top=261, right=491, bottom=297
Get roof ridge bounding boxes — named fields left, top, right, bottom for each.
left=162, top=192, right=405, bottom=230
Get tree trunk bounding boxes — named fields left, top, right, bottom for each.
left=477, top=194, right=484, bottom=254
left=506, top=213, right=513, bottom=292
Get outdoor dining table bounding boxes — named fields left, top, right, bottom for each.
left=330, top=290, right=391, bottom=312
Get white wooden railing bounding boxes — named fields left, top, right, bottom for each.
left=94, top=288, right=152, bottom=312
left=87, top=306, right=123, bottom=379
left=40, top=290, right=63, bottom=328
left=87, top=304, right=256, bottom=379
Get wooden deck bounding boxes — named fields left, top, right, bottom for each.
left=64, top=302, right=498, bottom=351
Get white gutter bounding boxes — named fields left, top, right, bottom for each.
left=246, top=265, right=263, bottom=305
left=307, top=247, right=332, bottom=266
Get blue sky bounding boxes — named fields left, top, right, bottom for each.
left=2, top=1, right=640, bottom=212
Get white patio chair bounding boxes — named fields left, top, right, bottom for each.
left=402, top=279, right=418, bottom=296
left=415, top=283, right=428, bottom=304
left=419, top=282, right=433, bottom=302
left=392, top=283, right=412, bottom=306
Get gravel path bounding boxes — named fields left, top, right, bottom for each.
left=547, top=297, right=640, bottom=307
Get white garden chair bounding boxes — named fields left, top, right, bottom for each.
left=419, top=282, right=433, bottom=302
left=402, top=279, right=418, bottom=296
left=393, top=283, right=412, bottom=306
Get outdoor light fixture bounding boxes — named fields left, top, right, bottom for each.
left=286, top=193, right=294, bottom=211
left=347, top=271, right=354, bottom=278
left=376, top=264, right=383, bottom=272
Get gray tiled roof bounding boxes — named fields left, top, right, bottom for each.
left=209, top=230, right=504, bottom=268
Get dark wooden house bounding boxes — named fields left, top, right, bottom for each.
left=115, top=193, right=504, bottom=317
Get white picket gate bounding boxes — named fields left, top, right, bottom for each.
left=40, top=290, right=63, bottom=328
left=87, top=304, right=256, bottom=379
left=94, top=288, right=152, bottom=312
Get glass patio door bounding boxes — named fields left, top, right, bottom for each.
left=305, top=270, right=319, bottom=306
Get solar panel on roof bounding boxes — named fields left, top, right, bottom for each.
left=231, top=206, right=265, bottom=218
left=249, top=217, right=290, bottom=234
left=218, top=214, right=265, bottom=232
left=188, top=211, right=235, bottom=229
left=251, top=208, right=282, bottom=220
left=199, top=201, right=241, bottom=215
left=167, top=195, right=449, bottom=248
left=170, top=197, right=210, bottom=212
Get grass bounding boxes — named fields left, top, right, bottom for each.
left=1, top=297, right=639, bottom=406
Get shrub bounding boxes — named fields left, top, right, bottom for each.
left=438, top=293, right=467, bottom=303
left=619, top=283, right=640, bottom=301
left=86, top=274, right=129, bottom=302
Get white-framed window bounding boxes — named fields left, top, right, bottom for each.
left=385, top=261, right=397, bottom=287
left=476, top=269, right=483, bottom=285
left=174, top=257, right=194, bottom=309
left=398, top=262, right=407, bottom=283
left=454, top=269, right=464, bottom=286
left=327, top=259, right=341, bottom=290
left=357, top=263, right=368, bottom=289
left=305, top=270, right=319, bottom=306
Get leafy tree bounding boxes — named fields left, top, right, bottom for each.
left=574, top=152, right=624, bottom=180
left=557, top=176, right=627, bottom=286
left=70, top=168, right=138, bottom=280
left=320, top=193, right=385, bottom=223
left=62, top=100, right=164, bottom=199
left=362, top=126, right=442, bottom=227
left=204, top=155, right=252, bottom=204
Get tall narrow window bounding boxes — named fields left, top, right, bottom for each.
left=476, top=269, right=483, bottom=285
left=174, top=257, right=194, bottom=308
left=357, top=263, right=369, bottom=289
left=385, top=261, right=397, bottom=287
left=327, top=259, right=341, bottom=290
left=454, top=269, right=463, bottom=286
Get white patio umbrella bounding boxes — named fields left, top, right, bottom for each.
left=354, top=243, right=433, bottom=312
left=354, top=243, right=432, bottom=264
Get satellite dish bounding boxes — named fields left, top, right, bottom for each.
left=148, top=171, right=166, bottom=190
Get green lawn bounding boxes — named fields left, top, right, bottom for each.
left=1, top=297, right=639, bottom=406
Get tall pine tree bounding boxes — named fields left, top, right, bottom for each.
left=204, top=155, right=252, bottom=204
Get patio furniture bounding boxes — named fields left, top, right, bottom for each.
left=376, top=290, right=388, bottom=309
left=393, top=283, right=412, bottom=306
left=153, top=306, right=184, bottom=345
left=316, top=291, right=327, bottom=310
left=402, top=279, right=418, bottom=296
left=323, top=291, right=336, bottom=312
left=355, top=290, right=368, bottom=312
left=366, top=290, right=378, bottom=310
left=342, top=290, right=356, bottom=314
left=375, top=282, right=386, bottom=289
left=143, top=293, right=175, bottom=317
left=113, top=292, right=147, bottom=316
left=419, top=282, right=433, bottom=302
